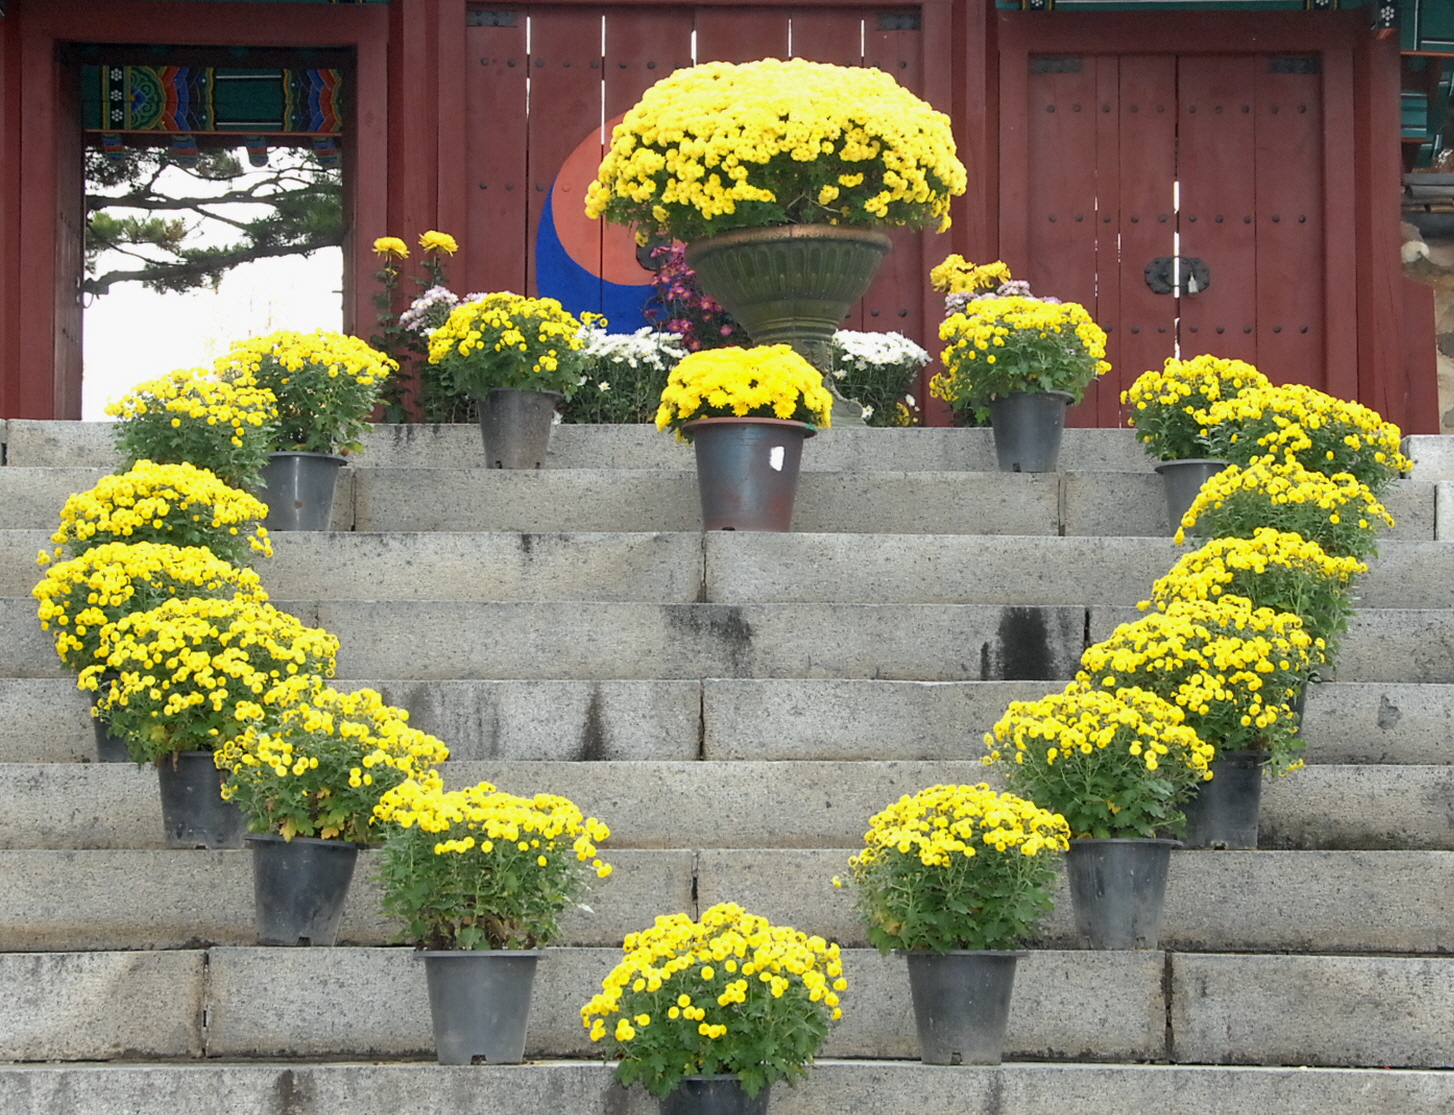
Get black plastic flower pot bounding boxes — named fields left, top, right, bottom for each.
left=247, top=833, right=360, bottom=946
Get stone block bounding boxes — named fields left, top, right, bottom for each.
left=1171, top=953, right=1454, bottom=1068
left=0, top=530, right=53, bottom=595
left=0, top=469, right=110, bottom=531
left=1, top=421, right=119, bottom=469
left=265, top=531, right=703, bottom=603
left=322, top=601, right=1089, bottom=682
left=1300, top=682, right=1454, bottom=764
left=705, top=534, right=1175, bottom=606
left=1260, top=765, right=1454, bottom=849
left=0, top=950, right=203, bottom=1060
left=0, top=679, right=95, bottom=763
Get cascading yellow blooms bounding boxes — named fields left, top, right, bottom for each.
left=655, top=344, right=833, bottom=437
left=216, top=686, right=450, bottom=843
left=1143, top=528, right=1365, bottom=649
left=1178, top=455, right=1394, bottom=560
left=1077, top=595, right=1322, bottom=776
left=33, top=541, right=267, bottom=673
left=1121, top=353, right=1269, bottom=461
left=86, top=596, right=338, bottom=762
left=1193, top=382, right=1412, bottom=494
left=46, top=460, right=272, bottom=567
left=586, top=59, right=966, bottom=242
left=581, top=902, right=844, bottom=1099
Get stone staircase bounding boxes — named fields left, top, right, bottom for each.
left=0, top=417, right=1450, bottom=1114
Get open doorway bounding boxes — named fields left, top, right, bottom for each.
left=72, top=51, right=350, bottom=417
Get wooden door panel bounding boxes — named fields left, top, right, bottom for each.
left=524, top=9, right=605, bottom=298
left=1254, top=58, right=1325, bottom=386
left=694, top=8, right=789, bottom=64
left=1111, top=55, right=1177, bottom=420
left=1176, top=55, right=1259, bottom=366
left=465, top=19, right=529, bottom=295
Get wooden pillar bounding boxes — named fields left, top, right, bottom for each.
left=0, top=12, right=19, bottom=419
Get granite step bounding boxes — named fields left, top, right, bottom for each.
left=0, top=945, right=1449, bottom=1070
left=0, top=761, right=1449, bottom=852
left=0, top=465, right=1436, bottom=538
left=0, top=1062, right=1449, bottom=1115
left=0, top=847, right=1445, bottom=955
left=4, top=678, right=1448, bottom=767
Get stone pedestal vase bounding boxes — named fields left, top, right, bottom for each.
left=987, top=391, right=1073, bottom=473
left=260, top=451, right=346, bottom=532
left=155, top=751, right=246, bottom=849
left=682, top=417, right=813, bottom=531
left=247, top=833, right=360, bottom=946
left=477, top=388, right=561, bottom=469
left=659, top=1075, right=770, bottom=1115
left=418, top=949, right=542, bottom=1065
left=1064, top=838, right=1179, bottom=949
left=1182, top=750, right=1268, bottom=850
left=902, top=949, right=1025, bottom=1065
left=1154, top=458, right=1230, bottom=533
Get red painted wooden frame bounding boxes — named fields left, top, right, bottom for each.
left=0, top=0, right=388, bottom=419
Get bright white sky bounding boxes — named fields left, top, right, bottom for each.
left=81, top=153, right=344, bottom=420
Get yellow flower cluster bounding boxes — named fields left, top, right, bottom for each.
left=374, top=778, right=610, bottom=869
left=1178, top=455, right=1395, bottom=558
left=581, top=902, right=845, bottom=1042
left=107, top=368, right=277, bottom=443
left=853, top=783, right=1069, bottom=869
left=655, top=344, right=834, bottom=437
left=1078, top=596, right=1320, bottom=773
left=1121, top=353, right=1268, bottom=461
left=985, top=681, right=1213, bottom=838
left=989, top=683, right=1212, bottom=777
left=932, top=295, right=1110, bottom=408
left=47, top=460, right=272, bottom=565
left=427, top=292, right=596, bottom=397
left=928, top=255, right=1013, bottom=295
left=218, top=330, right=392, bottom=392
left=1194, top=382, right=1412, bottom=492
left=87, top=596, right=338, bottom=761
left=215, top=686, right=450, bottom=842
left=216, top=329, right=395, bottom=454
left=1145, top=528, right=1364, bottom=647
left=586, top=59, right=966, bottom=241
left=375, top=777, right=611, bottom=950
left=33, top=541, right=267, bottom=672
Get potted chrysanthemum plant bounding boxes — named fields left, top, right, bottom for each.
left=984, top=682, right=1215, bottom=948
left=215, top=329, right=396, bottom=530
left=930, top=273, right=1110, bottom=472
left=85, top=597, right=338, bottom=849
left=587, top=58, right=966, bottom=409
left=215, top=686, right=450, bottom=946
left=838, top=783, right=1068, bottom=1065
left=581, top=901, right=845, bottom=1114
left=33, top=540, right=269, bottom=762
left=655, top=344, right=834, bottom=531
left=1120, top=353, right=1270, bottom=528
left=426, top=292, right=599, bottom=468
left=373, top=777, right=611, bottom=1065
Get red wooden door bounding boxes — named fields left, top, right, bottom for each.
left=1012, top=51, right=1336, bottom=426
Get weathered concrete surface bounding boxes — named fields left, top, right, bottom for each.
left=696, top=848, right=1454, bottom=954
left=0, top=1060, right=1451, bottom=1114
left=264, top=531, right=704, bottom=603
left=201, top=946, right=1164, bottom=1063
left=0, top=849, right=689, bottom=951
left=1260, top=765, right=1454, bottom=849
left=1172, top=953, right=1454, bottom=1068
left=1299, top=682, right=1454, bottom=764
left=321, top=602, right=1089, bottom=682
left=0, top=950, right=203, bottom=1061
